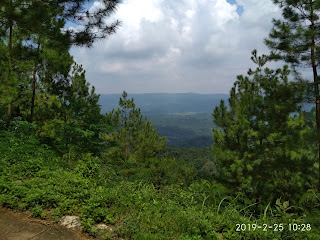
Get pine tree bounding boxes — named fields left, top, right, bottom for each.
left=264, top=0, right=320, bottom=191
left=0, top=0, right=120, bottom=120
left=0, top=0, right=28, bottom=118
left=106, top=91, right=167, bottom=163
left=60, top=0, right=121, bottom=47
left=35, top=63, right=105, bottom=156
left=213, top=50, right=315, bottom=202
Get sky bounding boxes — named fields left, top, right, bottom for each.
left=70, top=0, right=282, bottom=94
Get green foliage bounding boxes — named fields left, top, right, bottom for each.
left=0, top=120, right=57, bottom=177
left=31, top=205, right=46, bottom=219
left=213, top=50, right=316, bottom=203
left=1, top=139, right=319, bottom=239
left=299, top=189, right=320, bottom=212
left=106, top=91, right=167, bottom=163
left=0, top=0, right=116, bottom=159
left=102, top=92, right=199, bottom=187
left=166, top=146, right=216, bottom=180
left=0, top=3, right=117, bottom=126
left=0, top=2, right=319, bottom=239
left=75, top=154, right=101, bottom=179
left=149, top=112, right=214, bottom=147
left=265, top=0, right=320, bottom=69
left=131, top=157, right=197, bottom=187
left=265, top=0, right=320, bottom=192
left=34, top=64, right=110, bottom=157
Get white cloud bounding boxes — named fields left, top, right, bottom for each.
left=71, top=0, right=282, bottom=94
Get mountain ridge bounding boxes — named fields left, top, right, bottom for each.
left=99, top=93, right=230, bottom=115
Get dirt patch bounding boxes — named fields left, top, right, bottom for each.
left=0, top=207, right=95, bottom=240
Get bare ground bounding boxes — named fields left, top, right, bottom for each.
left=0, top=207, right=96, bottom=240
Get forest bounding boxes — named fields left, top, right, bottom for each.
left=0, top=0, right=320, bottom=239
left=100, top=93, right=229, bottom=147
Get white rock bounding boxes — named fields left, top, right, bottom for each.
left=59, top=216, right=81, bottom=230
left=95, top=223, right=114, bottom=232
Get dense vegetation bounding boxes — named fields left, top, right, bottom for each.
left=100, top=94, right=226, bottom=147
left=149, top=113, right=214, bottom=147
left=1, top=0, right=320, bottom=239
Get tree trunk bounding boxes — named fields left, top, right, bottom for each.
left=30, top=42, right=40, bottom=123
left=30, top=64, right=37, bottom=122
left=310, top=5, right=320, bottom=192
left=7, top=14, right=13, bottom=119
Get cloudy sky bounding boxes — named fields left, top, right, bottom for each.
left=70, top=0, right=282, bottom=94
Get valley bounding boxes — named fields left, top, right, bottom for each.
left=99, top=93, right=229, bottom=147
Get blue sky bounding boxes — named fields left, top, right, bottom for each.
left=226, top=0, right=244, bottom=15
left=70, top=0, right=281, bottom=94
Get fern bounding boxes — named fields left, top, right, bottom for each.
left=299, top=189, right=320, bottom=209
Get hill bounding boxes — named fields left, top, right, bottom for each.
left=99, top=93, right=229, bottom=147
left=99, top=93, right=315, bottom=147
left=99, top=93, right=229, bottom=115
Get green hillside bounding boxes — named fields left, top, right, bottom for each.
left=99, top=93, right=228, bottom=147
left=149, top=112, right=214, bottom=147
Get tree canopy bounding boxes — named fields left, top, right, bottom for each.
left=265, top=0, right=320, bottom=190
left=213, top=50, right=316, bottom=202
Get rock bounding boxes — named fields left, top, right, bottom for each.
left=59, top=216, right=81, bottom=230
left=95, top=223, right=114, bottom=232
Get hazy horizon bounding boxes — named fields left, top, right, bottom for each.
left=98, top=92, right=229, bottom=95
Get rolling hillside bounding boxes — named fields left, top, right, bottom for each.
left=99, top=93, right=229, bottom=147
left=99, top=93, right=315, bottom=147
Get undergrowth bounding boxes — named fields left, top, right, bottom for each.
left=0, top=135, right=319, bottom=239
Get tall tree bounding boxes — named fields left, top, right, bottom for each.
left=0, top=0, right=26, bottom=118
left=35, top=63, right=106, bottom=156
left=264, top=0, right=320, bottom=191
left=0, top=0, right=120, bottom=119
left=213, top=50, right=315, bottom=202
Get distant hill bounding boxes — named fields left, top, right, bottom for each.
left=99, top=93, right=229, bottom=147
left=148, top=112, right=215, bottom=147
left=99, top=93, right=229, bottom=115
left=98, top=93, right=315, bottom=147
